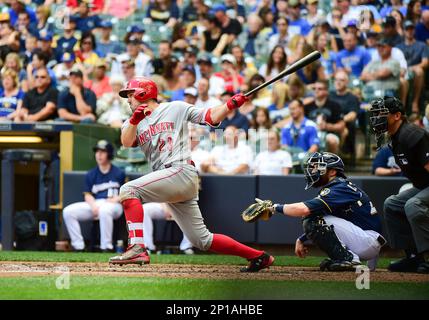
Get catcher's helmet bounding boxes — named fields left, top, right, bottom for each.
left=93, top=140, right=114, bottom=160
left=303, top=152, right=345, bottom=190
left=119, top=77, right=158, bottom=102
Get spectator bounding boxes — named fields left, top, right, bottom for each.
left=26, top=49, right=57, bottom=89
left=121, top=59, right=136, bottom=82
left=72, top=1, right=101, bottom=33
left=124, top=25, right=153, bottom=58
left=231, top=44, right=258, bottom=79
left=2, top=52, right=28, bottom=92
left=361, top=37, right=401, bottom=98
left=53, top=17, right=78, bottom=63
left=150, top=40, right=172, bottom=76
left=162, top=57, right=185, bottom=101
left=390, top=8, right=405, bottom=37
left=36, top=5, right=54, bottom=35
left=103, top=0, right=137, bottom=19
left=8, top=0, right=37, bottom=28
left=181, top=65, right=197, bottom=91
left=406, top=0, right=423, bottom=26
left=268, top=82, right=290, bottom=124
left=189, top=125, right=211, bottom=171
left=268, top=16, right=290, bottom=53
left=415, top=10, right=429, bottom=45
left=210, top=91, right=250, bottom=133
left=195, top=77, right=222, bottom=109
left=200, top=14, right=229, bottom=57
left=84, top=59, right=111, bottom=98
left=329, top=70, right=360, bottom=154
left=259, top=45, right=288, bottom=81
left=327, top=0, right=360, bottom=28
left=253, top=129, right=292, bottom=175
left=20, top=33, right=37, bottom=69
left=54, top=52, right=76, bottom=92
left=202, top=125, right=252, bottom=174
left=246, top=73, right=272, bottom=109
left=183, top=86, right=198, bottom=105
left=57, top=69, right=97, bottom=123
left=237, top=13, right=269, bottom=62
left=182, top=0, right=208, bottom=23
left=183, top=46, right=201, bottom=80
left=296, top=42, right=326, bottom=84
left=196, top=55, right=224, bottom=97
left=249, top=107, right=272, bottom=153
left=212, top=4, right=242, bottom=44
left=329, top=8, right=347, bottom=50
left=0, top=17, right=20, bottom=63
left=142, top=202, right=195, bottom=254
left=15, top=11, right=38, bottom=43
left=382, top=16, right=403, bottom=47
left=96, top=21, right=123, bottom=58
left=96, top=75, right=131, bottom=128
left=287, top=0, right=311, bottom=37
left=16, top=67, right=58, bottom=122
left=146, top=0, right=180, bottom=28
left=335, top=33, right=371, bottom=78
left=37, top=32, right=56, bottom=66
left=380, top=0, right=406, bottom=18
left=397, top=20, right=429, bottom=114
left=63, top=140, right=124, bottom=252
left=372, top=145, right=402, bottom=176
left=114, top=36, right=153, bottom=78
left=0, top=69, right=24, bottom=121
left=314, top=32, right=337, bottom=78
left=212, top=54, right=244, bottom=94
left=306, top=80, right=345, bottom=153
left=225, top=0, right=246, bottom=25
left=75, top=32, right=100, bottom=76
left=281, top=99, right=319, bottom=153
left=305, top=0, right=324, bottom=27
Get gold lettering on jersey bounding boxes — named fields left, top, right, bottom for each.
left=138, top=122, right=175, bottom=145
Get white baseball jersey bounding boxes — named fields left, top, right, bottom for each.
left=122, top=101, right=211, bottom=171
left=253, top=149, right=292, bottom=175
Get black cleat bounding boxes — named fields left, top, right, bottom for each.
left=388, top=256, right=424, bottom=273
left=240, top=252, right=274, bottom=273
left=320, top=258, right=361, bottom=271
left=417, top=261, right=429, bottom=274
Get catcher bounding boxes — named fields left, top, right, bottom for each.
left=243, top=152, right=386, bottom=271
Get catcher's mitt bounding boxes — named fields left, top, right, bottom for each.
left=242, top=198, right=274, bottom=223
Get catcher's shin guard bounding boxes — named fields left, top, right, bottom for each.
left=109, top=244, right=150, bottom=265
left=303, top=215, right=354, bottom=263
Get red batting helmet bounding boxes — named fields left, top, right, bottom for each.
left=119, top=77, right=158, bottom=102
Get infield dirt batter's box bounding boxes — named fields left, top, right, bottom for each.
left=61, top=172, right=406, bottom=245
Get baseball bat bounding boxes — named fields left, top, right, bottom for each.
left=244, top=51, right=322, bottom=97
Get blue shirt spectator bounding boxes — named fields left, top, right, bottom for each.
left=281, top=117, right=320, bottom=151
left=380, top=5, right=407, bottom=18
left=372, top=145, right=403, bottom=176
left=146, top=1, right=180, bottom=24
left=73, top=14, right=101, bottom=33
left=0, top=88, right=24, bottom=118
left=210, top=109, right=250, bottom=132
left=336, top=33, right=371, bottom=78
left=415, top=18, right=429, bottom=44
left=8, top=5, right=37, bottom=27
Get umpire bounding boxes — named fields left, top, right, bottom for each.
left=369, top=96, right=429, bottom=273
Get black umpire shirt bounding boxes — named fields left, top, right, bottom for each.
left=390, top=122, right=429, bottom=189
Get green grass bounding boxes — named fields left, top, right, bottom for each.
left=0, top=276, right=427, bottom=300
left=0, top=251, right=393, bottom=268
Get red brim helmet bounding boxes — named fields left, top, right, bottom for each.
left=119, top=77, right=158, bottom=102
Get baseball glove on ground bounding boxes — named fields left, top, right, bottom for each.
left=242, top=198, right=274, bottom=223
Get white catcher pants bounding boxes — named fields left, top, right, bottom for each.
left=63, top=199, right=123, bottom=250
left=142, top=202, right=193, bottom=251
left=324, top=215, right=383, bottom=264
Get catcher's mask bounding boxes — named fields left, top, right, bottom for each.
left=303, top=152, right=345, bottom=190
left=369, top=96, right=404, bottom=148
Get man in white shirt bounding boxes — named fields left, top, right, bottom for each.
left=195, top=78, right=222, bottom=109
left=253, top=130, right=292, bottom=175
left=201, top=125, right=252, bottom=174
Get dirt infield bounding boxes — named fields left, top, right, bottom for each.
left=0, top=261, right=428, bottom=282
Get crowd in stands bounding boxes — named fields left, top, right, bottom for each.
left=1, top=0, right=429, bottom=173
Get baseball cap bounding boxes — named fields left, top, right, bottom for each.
left=404, top=20, right=415, bottom=29
left=377, top=37, right=394, bottom=47
left=211, top=4, right=227, bottom=13
left=220, top=54, right=236, bottom=65
left=38, top=32, right=53, bottom=41
left=184, top=87, right=198, bottom=97
left=95, top=59, right=108, bottom=68
left=182, top=65, right=196, bottom=75
left=93, top=140, right=114, bottom=157
left=185, top=46, right=198, bottom=56
left=61, top=52, right=75, bottom=63
left=69, top=68, right=83, bottom=78
left=346, top=19, right=358, bottom=28
left=127, top=25, right=145, bottom=33
left=100, top=20, right=113, bottom=28
left=126, top=35, right=142, bottom=45
left=367, top=30, right=379, bottom=38
left=0, top=12, right=10, bottom=22
left=197, top=54, right=213, bottom=65
left=382, top=16, right=396, bottom=27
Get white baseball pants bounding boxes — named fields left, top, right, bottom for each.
left=63, top=199, right=123, bottom=250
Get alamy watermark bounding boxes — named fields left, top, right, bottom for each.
left=355, top=265, right=370, bottom=290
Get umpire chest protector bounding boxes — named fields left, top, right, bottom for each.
left=390, top=122, right=429, bottom=189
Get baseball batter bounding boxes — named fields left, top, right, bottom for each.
left=109, top=77, right=274, bottom=272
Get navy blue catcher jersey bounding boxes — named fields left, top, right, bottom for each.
left=303, top=177, right=381, bottom=232
left=84, top=165, right=125, bottom=200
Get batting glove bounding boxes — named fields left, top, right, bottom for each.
left=226, top=93, right=249, bottom=110
left=129, top=104, right=150, bottom=125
